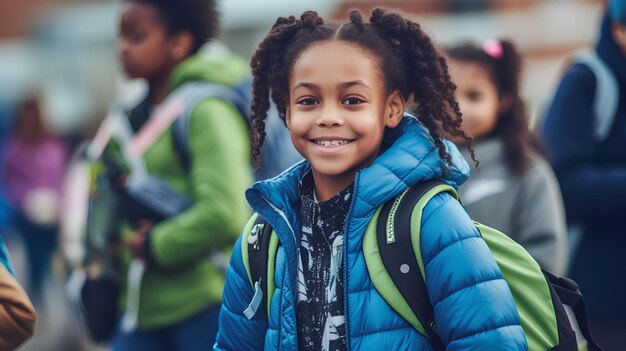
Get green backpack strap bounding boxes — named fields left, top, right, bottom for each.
left=363, top=179, right=457, bottom=351
left=241, top=214, right=279, bottom=320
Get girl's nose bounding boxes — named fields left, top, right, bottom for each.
left=118, top=41, right=129, bottom=57
left=316, top=105, right=344, bottom=127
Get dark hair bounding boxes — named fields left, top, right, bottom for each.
left=447, top=39, right=533, bottom=175
left=249, top=8, right=473, bottom=167
left=13, top=96, right=49, bottom=143
left=127, top=0, right=218, bottom=54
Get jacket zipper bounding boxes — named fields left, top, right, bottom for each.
left=259, top=195, right=297, bottom=351
left=343, top=174, right=359, bottom=351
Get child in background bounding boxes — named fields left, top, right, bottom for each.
left=215, top=9, right=527, bottom=350
left=541, top=1, right=626, bottom=347
left=91, top=0, right=252, bottom=349
left=447, top=40, right=568, bottom=275
left=3, top=96, right=68, bottom=305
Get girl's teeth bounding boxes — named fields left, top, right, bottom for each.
left=316, top=140, right=348, bottom=146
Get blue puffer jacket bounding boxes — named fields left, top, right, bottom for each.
left=215, top=117, right=527, bottom=350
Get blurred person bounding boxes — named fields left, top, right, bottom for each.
left=0, top=233, right=37, bottom=350
left=2, top=96, right=68, bottom=305
left=541, top=0, right=626, bottom=348
left=447, top=40, right=568, bottom=275
left=82, top=0, right=252, bottom=349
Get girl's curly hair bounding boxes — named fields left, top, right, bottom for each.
left=249, top=8, right=474, bottom=167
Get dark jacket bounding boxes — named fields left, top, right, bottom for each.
left=541, top=13, right=626, bottom=322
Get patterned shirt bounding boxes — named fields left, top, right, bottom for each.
left=297, top=172, right=353, bottom=351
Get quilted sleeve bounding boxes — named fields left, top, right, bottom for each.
left=420, top=193, right=528, bottom=350
left=214, top=235, right=267, bottom=351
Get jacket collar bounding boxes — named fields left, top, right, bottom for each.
left=245, top=115, right=469, bottom=256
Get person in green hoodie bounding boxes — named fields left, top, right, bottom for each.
left=90, top=0, right=252, bottom=349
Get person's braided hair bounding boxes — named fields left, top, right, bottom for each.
left=249, top=8, right=474, bottom=167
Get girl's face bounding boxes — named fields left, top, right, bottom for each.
left=448, top=59, right=500, bottom=140
left=286, top=41, right=403, bottom=199
left=118, top=2, right=178, bottom=80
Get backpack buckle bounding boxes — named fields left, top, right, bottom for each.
left=559, top=276, right=579, bottom=293
left=429, top=319, right=437, bottom=332
left=248, top=223, right=265, bottom=251
left=243, top=279, right=264, bottom=320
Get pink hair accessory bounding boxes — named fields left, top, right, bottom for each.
left=482, top=39, right=503, bottom=59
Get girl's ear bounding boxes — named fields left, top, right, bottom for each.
left=285, top=105, right=292, bottom=129
left=385, top=90, right=405, bottom=128
left=499, top=94, right=513, bottom=115
left=170, top=31, right=194, bottom=61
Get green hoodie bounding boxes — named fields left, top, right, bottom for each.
left=117, top=51, right=252, bottom=329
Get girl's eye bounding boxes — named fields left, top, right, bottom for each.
left=467, top=91, right=482, bottom=102
left=296, top=97, right=318, bottom=106
left=344, top=97, right=364, bottom=105
left=130, top=30, right=146, bottom=42
left=120, top=28, right=145, bottom=43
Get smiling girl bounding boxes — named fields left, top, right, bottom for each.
left=215, top=9, right=527, bottom=350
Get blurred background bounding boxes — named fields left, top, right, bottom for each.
left=0, top=0, right=606, bottom=350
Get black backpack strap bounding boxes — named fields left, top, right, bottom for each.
left=376, top=179, right=446, bottom=351
left=542, top=270, right=603, bottom=351
left=246, top=215, right=274, bottom=320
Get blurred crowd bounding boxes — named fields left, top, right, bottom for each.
left=0, top=0, right=624, bottom=350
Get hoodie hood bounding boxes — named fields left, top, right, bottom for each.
left=597, top=12, right=626, bottom=83
left=167, top=42, right=249, bottom=92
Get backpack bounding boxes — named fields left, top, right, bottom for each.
left=75, top=81, right=252, bottom=343
left=87, top=77, right=298, bottom=230
left=241, top=180, right=602, bottom=351
left=573, top=50, right=620, bottom=143
left=170, top=79, right=302, bottom=179
left=561, top=50, right=620, bottom=270
left=170, top=80, right=251, bottom=172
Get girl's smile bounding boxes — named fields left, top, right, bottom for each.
left=286, top=41, right=404, bottom=200
left=309, top=137, right=356, bottom=153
